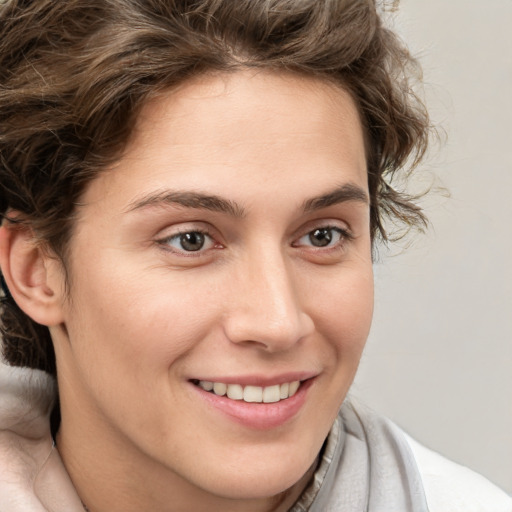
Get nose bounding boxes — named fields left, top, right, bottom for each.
left=223, top=251, right=315, bottom=352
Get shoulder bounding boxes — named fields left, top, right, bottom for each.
left=404, top=433, right=512, bottom=512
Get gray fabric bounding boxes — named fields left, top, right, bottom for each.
left=291, top=399, right=430, bottom=512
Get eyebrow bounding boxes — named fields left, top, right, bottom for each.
left=126, top=183, right=368, bottom=217
left=126, top=190, right=246, bottom=217
left=302, top=183, right=369, bottom=212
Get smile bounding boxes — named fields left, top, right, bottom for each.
left=193, top=380, right=301, bottom=403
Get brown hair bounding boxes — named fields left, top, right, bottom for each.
left=0, top=0, right=429, bottom=374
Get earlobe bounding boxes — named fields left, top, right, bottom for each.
left=0, top=222, right=65, bottom=327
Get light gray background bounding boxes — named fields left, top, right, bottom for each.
left=353, top=0, right=512, bottom=494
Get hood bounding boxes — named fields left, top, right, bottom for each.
left=0, top=356, right=84, bottom=511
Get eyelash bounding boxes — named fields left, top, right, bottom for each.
left=156, top=224, right=353, bottom=256
left=293, top=225, right=353, bottom=251
left=157, top=228, right=219, bottom=256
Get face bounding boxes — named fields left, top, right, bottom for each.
left=51, top=70, right=373, bottom=508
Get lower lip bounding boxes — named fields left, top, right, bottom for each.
left=190, top=379, right=314, bottom=430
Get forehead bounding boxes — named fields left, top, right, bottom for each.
left=138, top=70, right=361, bottom=138
left=80, top=70, right=368, bottom=213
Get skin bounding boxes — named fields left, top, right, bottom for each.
left=1, top=70, right=374, bottom=512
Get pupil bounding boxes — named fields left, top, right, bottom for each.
left=180, top=232, right=205, bottom=251
left=309, top=228, right=332, bottom=247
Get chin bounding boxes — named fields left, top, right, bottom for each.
left=193, top=450, right=315, bottom=501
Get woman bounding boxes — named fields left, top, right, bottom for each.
left=0, top=1, right=510, bottom=511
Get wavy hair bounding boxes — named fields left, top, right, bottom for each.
left=0, top=0, right=430, bottom=374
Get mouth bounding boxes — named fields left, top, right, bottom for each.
left=190, top=376, right=314, bottom=429
left=190, top=379, right=302, bottom=404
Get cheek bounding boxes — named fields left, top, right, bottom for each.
left=64, top=257, right=220, bottom=381
left=312, top=265, right=374, bottom=344
left=309, top=268, right=374, bottom=387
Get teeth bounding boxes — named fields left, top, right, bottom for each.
left=244, top=385, right=263, bottom=402
left=263, top=384, right=281, bottom=403
left=198, top=380, right=301, bottom=403
left=226, top=384, right=243, bottom=400
left=213, top=382, right=227, bottom=396
left=289, top=381, right=300, bottom=396
left=199, top=381, right=214, bottom=391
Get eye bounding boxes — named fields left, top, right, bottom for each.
left=295, top=226, right=349, bottom=249
left=160, top=230, right=216, bottom=253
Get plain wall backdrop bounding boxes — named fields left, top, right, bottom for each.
left=353, top=0, right=512, bottom=495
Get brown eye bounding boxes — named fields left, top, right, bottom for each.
left=308, top=228, right=334, bottom=247
left=293, top=225, right=352, bottom=251
left=179, top=232, right=205, bottom=251
left=162, top=231, right=215, bottom=253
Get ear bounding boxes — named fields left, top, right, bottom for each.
left=0, top=221, right=65, bottom=327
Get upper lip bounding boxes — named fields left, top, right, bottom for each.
left=189, top=371, right=318, bottom=387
